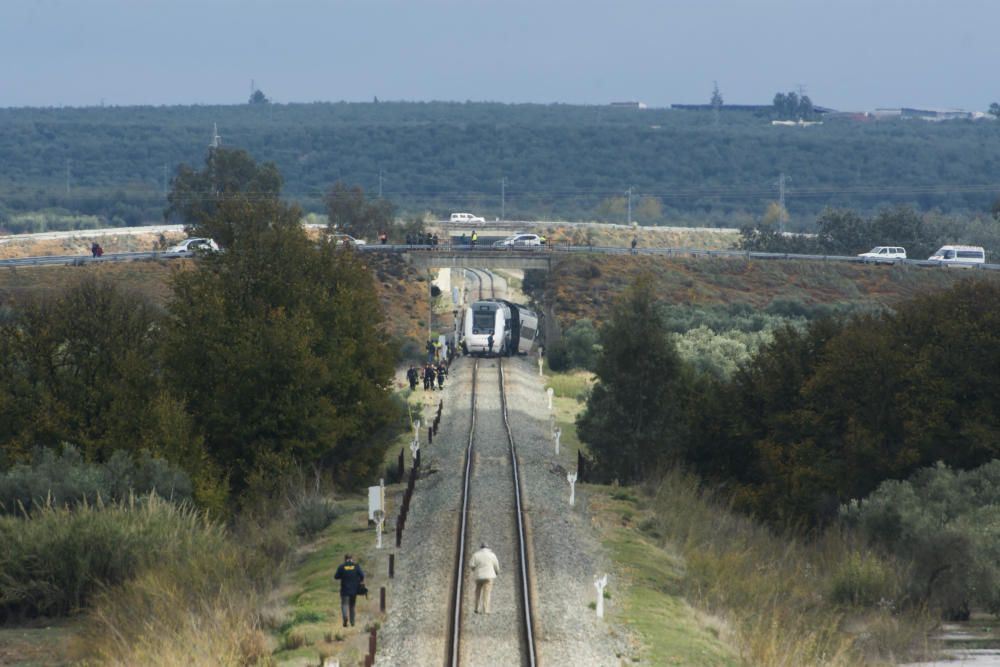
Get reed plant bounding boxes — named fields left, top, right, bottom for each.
left=0, top=493, right=223, bottom=619
left=648, top=469, right=930, bottom=665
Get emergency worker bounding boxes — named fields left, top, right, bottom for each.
left=406, top=365, right=419, bottom=391
left=334, top=554, right=365, bottom=627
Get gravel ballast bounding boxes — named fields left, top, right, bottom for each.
left=376, top=356, right=622, bottom=666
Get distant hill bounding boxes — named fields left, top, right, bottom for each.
left=1, top=102, right=999, bottom=230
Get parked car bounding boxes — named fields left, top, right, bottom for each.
left=450, top=212, right=486, bottom=224
left=858, top=246, right=907, bottom=263
left=331, top=233, right=367, bottom=247
left=166, top=237, right=219, bottom=254
left=493, top=233, right=544, bottom=248
left=928, top=245, right=985, bottom=265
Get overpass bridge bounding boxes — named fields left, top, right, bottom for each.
left=403, top=248, right=552, bottom=271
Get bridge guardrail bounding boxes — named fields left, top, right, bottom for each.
left=4, top=243, right=1000, bottom=272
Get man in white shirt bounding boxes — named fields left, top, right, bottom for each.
left=469, top=542, right=500, bottom=614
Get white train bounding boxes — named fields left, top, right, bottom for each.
left=462, top=299, right=540, bottom=357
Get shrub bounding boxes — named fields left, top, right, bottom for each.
left=294, top=493, right=339, bottom=538
left=0, top=445, right=192, bottom=515
left=547, top=319, right=599, bottom=371
left=0, top=494, right=225, bottom=619
left=828, top=551, right=898, bottom=607
left=842, top=460, right=1000, bottom=617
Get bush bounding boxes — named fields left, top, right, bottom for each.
left=547, top=319, right=599, bottom=371
left=0, top=494, right=225, bottom=619
left=841, top=460, right=1000, bottom=617
left=0, top=445, right=193, bottom=515
left=828, top=551, right=898, bottom=607
left=293, top=493, right=339, bottom=538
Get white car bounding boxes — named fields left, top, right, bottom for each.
left=331, top=233, right=367, bottom=247
left=858, top=246, right=906, bottom=263
left=450, top=212, right=486, bottom=224
left=167, top=237, right=220, bottom=254
left=493, top=233, right=544, bottom=248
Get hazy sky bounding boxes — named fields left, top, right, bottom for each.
left=1, top=0, right=996, bottom=111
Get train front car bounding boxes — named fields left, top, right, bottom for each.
left=463, top=300, right=511, bottom=356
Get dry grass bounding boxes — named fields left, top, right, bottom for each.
left=645, top=469, right=932, bottom=665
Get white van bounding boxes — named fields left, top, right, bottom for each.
left=450, top=212, right=485, bottom=224
left=928, top=245, right=986, bottom=265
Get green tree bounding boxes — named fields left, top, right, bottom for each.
left=164, top=147, right=284, bottom=249
left=816, top=208, right=869, bottom=254
left=637, top=197, right=663, bottom=223
left=595, top=196, right=626, bottom=222
left=163, top=154, right=399, bottom=492
left=324, top=182, right=395, bottom=242
left=989, top=102, right=1000, bottom=118
left=576, top=275, right=690, bottom=482
left=0, top=279, right=211, bottom=488
left=843, top=460, right=1000, bottom=619
left=249, top=89, right=270, bottom=105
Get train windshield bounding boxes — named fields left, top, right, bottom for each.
left=473, top=306, right=497, bottom=332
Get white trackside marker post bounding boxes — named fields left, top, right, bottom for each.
left=554, top=427, right=562, bottom=455
left=374, top=509, right=385, bottom=549
left=410, top=438, right=420, bottom=463
left=547, top=387, right=554, bottom=411
left=413, top=420, right=420, bottom=444
left=594, top=574, right=608, bottom=618
left=567, top=471, right=577, bottom=506
left=538, top=356, right=544, bottom=376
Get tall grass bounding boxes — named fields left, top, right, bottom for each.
left=0, top=492, right=295, bottom=664
left=0, top=494, right=223, bottom=619
left=648, top=469, right=931, bottom=665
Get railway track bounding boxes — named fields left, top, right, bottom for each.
left=465, top=268, right=495, bottom=299
left=446, top=357, right=537, bottom=666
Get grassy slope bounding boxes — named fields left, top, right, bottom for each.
left=543, top=254, right=999, bottom=328
left=547, top=373, right=738, bottom=665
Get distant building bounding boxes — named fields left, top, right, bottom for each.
left=610, top=101, right=647, bottom=109
left=671, top=103, right=836, bottom=115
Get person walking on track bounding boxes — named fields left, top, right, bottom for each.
left=469, top=542, right=500, bottom=614
left=334, top=554, right=365, bottom=627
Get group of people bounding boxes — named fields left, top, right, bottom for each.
left=406, top=232, right=439, bottom=246
left=90, top=242, right=104, bottom=258
left=408, top=362, right=447, bottom=391
left=458, top=230, right=479, bottom=247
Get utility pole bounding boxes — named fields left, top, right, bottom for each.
left=777, top=172, right=789, bottom=233
left=626, top=186, right=633, bottom=225
left=501, top=176, right=506, bottom=221
left=162, top=163, right=169, bottom=197
left=65, top=159, right=71, bottom=196
left=428, top=270, right=433, bottom=343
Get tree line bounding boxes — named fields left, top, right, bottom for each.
left=2, top=102, right=1000, bottom=229
left=577, top=276, right=1000, bottom=616
left=0, top=148, right=401, bottom=510
left=579, top=276, right=1000, bottom=526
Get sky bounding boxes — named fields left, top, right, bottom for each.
left=1, top=0, right=996, bottom=111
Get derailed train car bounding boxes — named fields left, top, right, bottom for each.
left=462, top=299, right=540, bottom=357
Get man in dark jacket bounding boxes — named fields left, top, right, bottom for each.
left=423, top=363, right=436, bottom=391
left=334, top=554, right=365, bottom=627
left=406, top=365, right=419, bottom=391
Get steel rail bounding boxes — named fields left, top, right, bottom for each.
left=498, top=358, right=538, bottom=667
left=447, top=358, right=478, bottom=667
left=447, top=358, right=537, bottom=666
